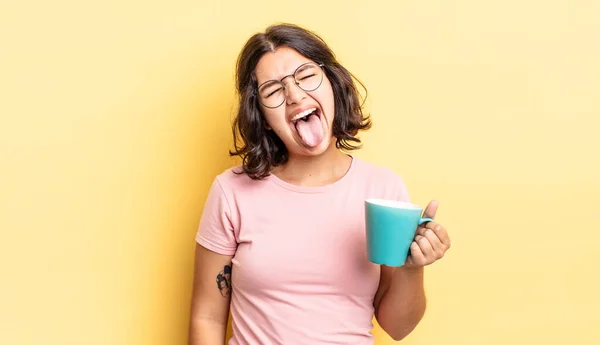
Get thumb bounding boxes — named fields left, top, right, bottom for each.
left=423, top=200, right=438, bottom=219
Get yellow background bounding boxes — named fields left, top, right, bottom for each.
left=1, top=1, right=599, bottom=344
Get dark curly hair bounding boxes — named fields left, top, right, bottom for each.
left=230, top=23, right=372, bottom=180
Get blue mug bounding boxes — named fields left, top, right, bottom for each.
left=365, top=199, right=434, bottom=266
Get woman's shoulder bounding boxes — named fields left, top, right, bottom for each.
left=351, top=157, right=410, bottom=200
left=352, top=157, right=406, bottom=183
left=212, top=164, right=269, bottom=191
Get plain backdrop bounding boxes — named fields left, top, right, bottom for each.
left=1, top=1, right=599, bottom=344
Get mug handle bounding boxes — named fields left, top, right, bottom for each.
left=406, top=217, right=436, bottom=259
left=418, top=217, right=434, bottom=225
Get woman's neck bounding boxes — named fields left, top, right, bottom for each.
left=272, top=145, right=353, bottom=187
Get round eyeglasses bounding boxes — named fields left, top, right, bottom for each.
left=256, top=62, right=325, bottom=108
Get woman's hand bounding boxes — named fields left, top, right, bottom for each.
left=404, top=200, right=451, bottom=267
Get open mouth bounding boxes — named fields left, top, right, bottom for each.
left=290, top=107, right=324, bottom=148
left=291, top=107, right=320, bottom=125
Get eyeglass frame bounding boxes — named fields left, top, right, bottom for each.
left=255, top=62, right=325, bottom=109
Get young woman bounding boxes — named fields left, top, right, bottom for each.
left=188, top=23, right=451, bottom=345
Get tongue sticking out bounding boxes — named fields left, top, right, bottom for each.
left=295, top=114, right=324, bottom=147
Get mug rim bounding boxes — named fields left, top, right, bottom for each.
left=365, top=199, right=422, bottom=210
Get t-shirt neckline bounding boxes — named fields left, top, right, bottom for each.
left=267, top=155, right=357, bottom=194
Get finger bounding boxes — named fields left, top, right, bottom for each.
left=404, top=253, right=413, bottom=266
left=430, top=223, right=451, bottom=247
left=409, top=241, right=426, bottom=266
left=423, top=200, right=438, bottom=219
left=418, top=221, right=438, bottom=236
left=415, top=225, right=428, bottom=237
left=423, top=229, right=445, bottom=255
left=415, top=235, right=435, bottom=259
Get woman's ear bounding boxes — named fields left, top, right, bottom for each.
left=263, top=118, right=272, bottom=130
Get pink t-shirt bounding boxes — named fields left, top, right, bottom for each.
left=196, top=156, right=410, bottom=345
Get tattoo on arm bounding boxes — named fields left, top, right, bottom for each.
left=215, top=264, right=232, bottom=297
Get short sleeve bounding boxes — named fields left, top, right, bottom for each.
left=195, top=178, right=238, bottom=255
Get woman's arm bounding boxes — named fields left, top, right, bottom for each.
left=373, top=209, right=451, bottom=341
left=188, top=243, right=234, bottom=345
left=373, top=266, right=427, bottom=341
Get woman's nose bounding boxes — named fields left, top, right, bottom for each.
left=284, top=80, right=307, bottom=105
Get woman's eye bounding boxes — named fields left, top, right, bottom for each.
left=266, top=88, right=282, bottom=98
left=299, top=74, right=316, bottom=81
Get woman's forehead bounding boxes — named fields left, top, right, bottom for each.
left=255, top=47, right=311, bottom=83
